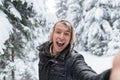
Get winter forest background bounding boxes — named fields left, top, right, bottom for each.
left=0, top=0, right=120, bottom=80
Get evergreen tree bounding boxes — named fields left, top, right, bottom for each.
left=56, top=0, right=120, bottom=56
left=56, top=0, right=68, bottom=19
left=0, top=0, right=46, bottom=79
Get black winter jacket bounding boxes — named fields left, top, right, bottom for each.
left=38, top=41, right=111, bottom=80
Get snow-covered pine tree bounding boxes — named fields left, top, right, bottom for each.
left=0, top=0, right=46, bottom=79
left=56, top=0, right=68, bottom=19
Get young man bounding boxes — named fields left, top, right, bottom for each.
left=38, top=20, right=120, bottom=80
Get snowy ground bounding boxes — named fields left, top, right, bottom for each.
left=80, top=51, right=114, bottom=73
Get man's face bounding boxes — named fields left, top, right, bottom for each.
left=52, top=23, right=71, bottom=54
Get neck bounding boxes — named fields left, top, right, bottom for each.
left=50, top=45, right=57, bottom=56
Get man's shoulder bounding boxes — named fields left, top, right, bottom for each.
left=65, top=50, right=84, bottom=76
left=37, top=41, right=50, bottom=51
left=70, top=50, right=83, bottom=59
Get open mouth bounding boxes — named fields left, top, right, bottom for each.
left=56, top=42, right=64, bottom=47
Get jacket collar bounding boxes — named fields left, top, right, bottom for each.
left=38, top=41, right=71, bottom=61
left=54, top=43, right=71, bottom=61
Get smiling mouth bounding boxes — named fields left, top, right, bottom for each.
left=56, top=42, right=64, bottom=47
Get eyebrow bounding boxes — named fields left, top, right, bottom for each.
left=55, top=28, right=71, bottom=33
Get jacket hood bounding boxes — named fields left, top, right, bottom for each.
left=37, top=41, right=51, bottom=54
left=37, top=41, right=73, bottom=61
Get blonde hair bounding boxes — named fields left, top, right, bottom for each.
left=49, top=20, right=76, bottom=45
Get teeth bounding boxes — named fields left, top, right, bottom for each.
left=58, top=42, right=63, bottom=44
left=58, top=42, right=64, bottom=45
left=57, top=42, right=64, bottom=47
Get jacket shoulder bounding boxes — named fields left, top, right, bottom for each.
left=37, top=41, right=50, bottom=51
left=65, top=50, right=84, bottom=79
left=66, top=50, right=85, bottom=68
left=70, top=50, right=84, bottom=60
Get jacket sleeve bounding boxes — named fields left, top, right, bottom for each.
left=71, top=54, right=111, bottom=80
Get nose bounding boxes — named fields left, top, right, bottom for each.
left=59, top=33, right=65, bottom=40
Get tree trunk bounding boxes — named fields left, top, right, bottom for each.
left=11, top=48, right=15, bottom=80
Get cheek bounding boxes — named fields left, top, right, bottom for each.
left=52, top=34, right=57, bottom=41
left=66, top=37, right=71, bottom=43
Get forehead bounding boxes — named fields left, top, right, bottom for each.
left=54, top=22, right=71, bottom=32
